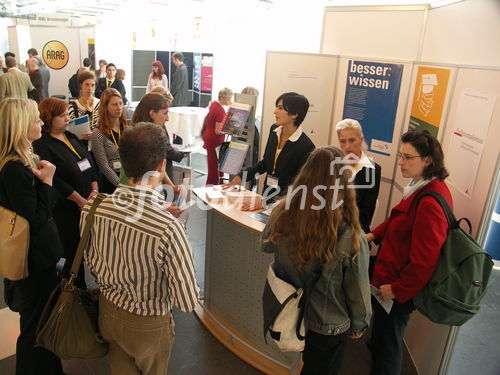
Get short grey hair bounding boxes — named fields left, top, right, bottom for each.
left=29, top=57, right=40, bottom=67
left=241, top=86, right=259, bottom=96
left=336, top=118, right=368, bottom=151
left=218, top=87, right=233, bottom=100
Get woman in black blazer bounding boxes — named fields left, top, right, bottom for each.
left=33, top=97, right=98, bottom=289
left=336, top=118, right=381, bottom=234
left=226, top=92, right=315, bottom=210
left=0, top=98, right=64, bottom=375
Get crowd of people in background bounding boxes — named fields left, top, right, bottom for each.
left=0, top=46, right=454, bottom=375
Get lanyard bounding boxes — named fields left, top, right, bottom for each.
left=107, top=79, right=115, bottom=88
left=110, top=126, right=121, bottom=149
left=63, top=134, right=82, bottom=159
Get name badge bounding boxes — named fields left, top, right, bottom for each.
left=77, top=158, right=91, bottom=172
left=266, top=175, right=279, bottom=188
left=112, top=161, right=122, bottom=170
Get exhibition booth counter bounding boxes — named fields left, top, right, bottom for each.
left=192, top=187, right=300, bottom=375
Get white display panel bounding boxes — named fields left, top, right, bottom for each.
left=321, top=6, right=426, bottom=61
left=261, top=51, right=339, bottom=152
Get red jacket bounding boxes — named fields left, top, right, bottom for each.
left=371, top=179, right=452, bottom=303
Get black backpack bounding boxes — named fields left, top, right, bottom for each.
left=68, top=71, right=79, bottom=98
left=413, top=191, right=493, bottom=326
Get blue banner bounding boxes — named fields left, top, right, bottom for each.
left=343, top=60, right=404, bottom=156
left=193, top=53, right=201, bottom=91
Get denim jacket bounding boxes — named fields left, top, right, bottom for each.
left=261, top=224, right=372, bottom=335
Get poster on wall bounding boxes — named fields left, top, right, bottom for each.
left=193, top=53, right=201, bottom=92
left=342, top=60, right=403, bottom=156
left=409, top=66, right=451, bottom=137
left=447, top=88, right=497, bottom=199
left=201, top=54, right=213, bottom=92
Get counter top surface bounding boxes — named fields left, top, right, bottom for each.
left=192, top=187, right=266, bottom=233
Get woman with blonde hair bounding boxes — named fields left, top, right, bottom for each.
left=336, top=118, right=381, bottom=234
left=0, top=98, right=64, bottom=374
left=91, top=88, right=127, bottom=193
left=261, top=146, right=371, bottom=375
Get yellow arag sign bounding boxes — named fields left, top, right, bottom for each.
left=42, top=41, right=69, bottom=70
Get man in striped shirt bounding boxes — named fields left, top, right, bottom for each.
left=81, top=123, right=199, bottom=375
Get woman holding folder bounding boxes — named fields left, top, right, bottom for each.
left=33, top=97, right=98, bottom=288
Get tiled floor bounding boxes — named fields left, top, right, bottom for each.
left=0, top=152, right=419, bottom=375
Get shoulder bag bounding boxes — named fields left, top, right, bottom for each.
left=36, top=193, right=109, bottom=359
left=0, top=205, right=29, bottom=280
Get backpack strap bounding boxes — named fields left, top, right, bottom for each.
left=415, top=191, right=472, bottom=234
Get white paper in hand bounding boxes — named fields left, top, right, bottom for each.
left=68, top=115, right=91, bottom=139
left=370, top=285, right=393, bottom=314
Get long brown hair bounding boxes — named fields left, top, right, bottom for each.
left=98, top=88, right=127, bottom=136
left=131, top=93, right=168, bottom=124
left=266, top=146, right=361, bottom=266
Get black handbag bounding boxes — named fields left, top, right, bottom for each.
left=36, top=194, right=109, bottom=359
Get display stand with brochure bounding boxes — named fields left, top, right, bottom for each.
left=220, top=102, right=252, bottom=136
left=219, top=141, right=249, bottom=175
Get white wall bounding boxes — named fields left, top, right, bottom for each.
left=29, top=26, right=84, bottom=97
left=7, top=25, right=31, bottom=65
left=321, top=5, right=426, bottom=60
left=421, top=0, right=500, bottom=66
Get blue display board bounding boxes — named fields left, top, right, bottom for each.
left=343, top=60, right=404, bottom=156
left=193, top=52, right=201, bottom=92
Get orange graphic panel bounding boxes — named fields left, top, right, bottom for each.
left=410, top=66, right=451, bottom=128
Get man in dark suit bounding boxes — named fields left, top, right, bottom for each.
left=171, top=52, right=190, bottom=107
left=28, top=48, right=50, bottom=98
left=27, top=57, right=44, bottom=103
left=95, top=63, right=127, bottom=103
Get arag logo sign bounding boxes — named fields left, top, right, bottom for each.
left=42, top=40, right=69, bottom=70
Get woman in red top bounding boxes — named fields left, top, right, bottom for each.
left=202, top=87, right=232, bottom=185
left=366, top=130, right=452, bottom=375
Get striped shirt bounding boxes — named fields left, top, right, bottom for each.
left=81, top=185, right=200, bottom=316
left=69, top=98, right=100, bottom=129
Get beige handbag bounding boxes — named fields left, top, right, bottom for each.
left=0, top=205, right=30, bottom=280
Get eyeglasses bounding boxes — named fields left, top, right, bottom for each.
left=398, top=153, right=423, bottom=161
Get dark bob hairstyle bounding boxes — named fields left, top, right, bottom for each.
left=401, top=129, right=449, bottom=181
left=275, top=92, right=309, bottom=126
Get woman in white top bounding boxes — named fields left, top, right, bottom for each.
left=146, top=61, right=169, bottom=93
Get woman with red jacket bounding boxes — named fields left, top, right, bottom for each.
left=202, top=87, right=232, bottom=185
left=366, top=129, right=452, bottom=375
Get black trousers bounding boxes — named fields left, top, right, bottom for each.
left=301, top=330, right=347, bottom=375
left=4, top=268, right=64, bottom=375
left=369, top=297, right=415, bottom=375
left=54, top=205, right=86, bottom=289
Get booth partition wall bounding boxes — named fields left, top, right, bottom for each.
left=131, top=49, right=213, bottom=105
